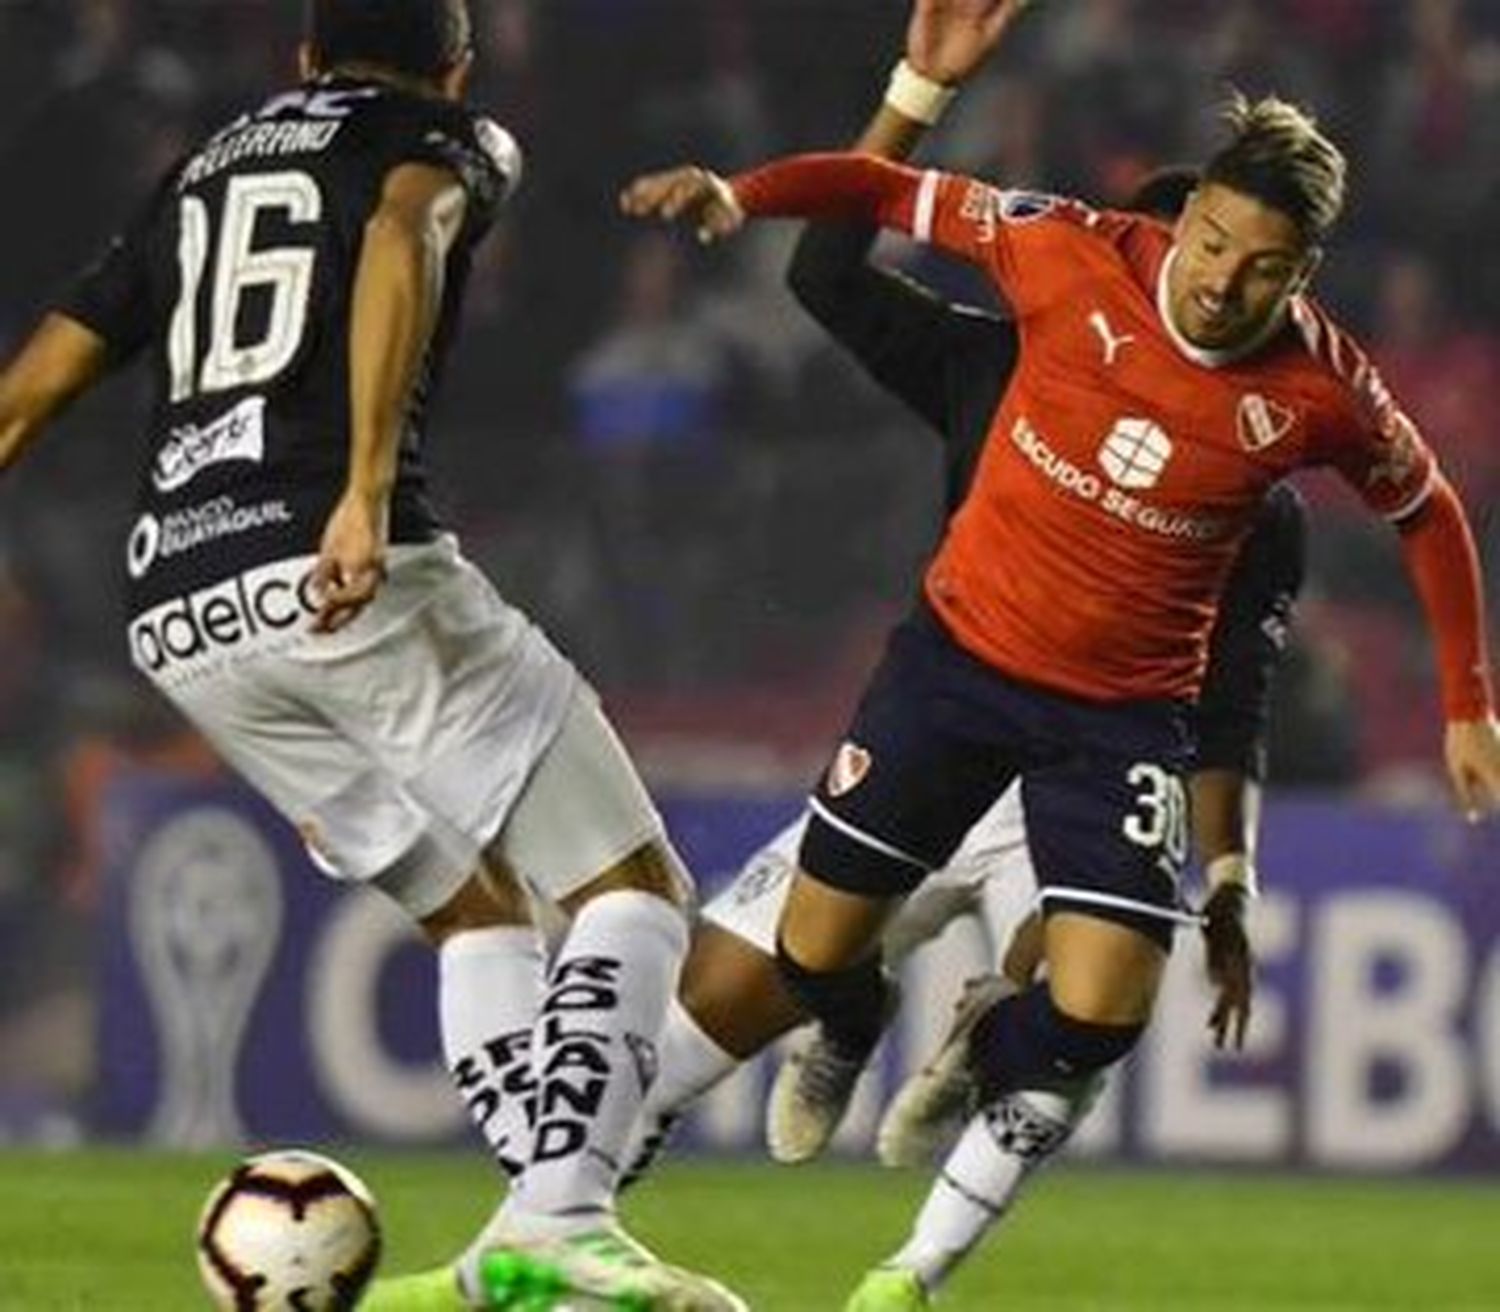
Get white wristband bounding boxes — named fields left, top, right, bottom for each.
left=1206, top=853, right=1259, bottom=899
left=885, top=58, right=957, bottom=127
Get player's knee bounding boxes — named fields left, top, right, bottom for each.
left=419, top=867, right=530, bottom=946
left=973, top=983, right=1144, bottom=1100
left=552, top=837, right=690, bottom=918
left=1041, top=993, right=1144, bottom=1076
left=774, top=937, right=892, bottom=1060
left=557, top=837, right=691, bottom=917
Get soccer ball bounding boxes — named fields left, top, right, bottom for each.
left=195, top=1149, right=382, bottom=1311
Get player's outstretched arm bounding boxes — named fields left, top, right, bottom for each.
left=788, top=1, right=1037, bottom=428
left=0, top=315, right=111, bottom=475
left=314, top=162, right=467, bottom=635
left=621, top=1, right=1040, bottom=250
left=1393, top=475, right=1500, bottom=819
left=619, top=166, right=746, bottom=244
left=1191, top=770, right=1257, bottom=1050
left=1188, top=487, right=1306, bottom=1047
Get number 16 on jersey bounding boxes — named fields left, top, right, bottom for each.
left=170, top=171, right=322, bottom=402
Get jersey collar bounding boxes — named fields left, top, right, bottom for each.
left=1155, top=246, right=1292, bottom=369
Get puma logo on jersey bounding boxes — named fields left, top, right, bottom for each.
left=1237, top=393, right=1297, bottom=451
left=1088, top=310, right=1135, bottom=366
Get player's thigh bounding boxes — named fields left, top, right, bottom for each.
left=160, top=663, right=460, bottom=914
left=283, top=541, right=581, bottom=882
left=883, top=783, right=1035, bottom=963
left=798, top=615, right=1019, bottom=904
left=1023, top=744, right=1195, bottom=1018
left=778, top=872, right=902, bottom=970
left=700, top=817, right=805, bottom=957
left=491, top=684, right=689, bottom=908
left=692, top=816, right=809, bottom=1051
left=1044, top=911, right=1166, bottom=1024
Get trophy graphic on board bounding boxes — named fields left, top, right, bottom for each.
left=129, top=807, right=283, bottom=1146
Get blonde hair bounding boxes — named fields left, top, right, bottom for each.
left=1203, top=92, right=1348, bottom=241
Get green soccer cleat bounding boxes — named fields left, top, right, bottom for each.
left=843, top=1266, right=929, bottom=1312
left=359, top=1251, right=590, bottom=1312
left=476, top=1248, right=606, bottom=1310
left=471, top=1224, right=746, bottom=1312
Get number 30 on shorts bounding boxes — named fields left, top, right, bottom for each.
left=1121, top=762, right=1188, bottom=866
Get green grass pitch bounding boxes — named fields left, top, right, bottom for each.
left=1, top=1150, right=1497, bottom=1310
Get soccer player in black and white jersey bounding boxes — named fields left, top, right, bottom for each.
left=0, top=3, right=744, bottom=1310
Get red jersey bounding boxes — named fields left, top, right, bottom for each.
left=736, top=158, right=1440, bottom=704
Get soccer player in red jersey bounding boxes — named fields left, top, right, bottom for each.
left=622, top=0, right=1500, bottom=1258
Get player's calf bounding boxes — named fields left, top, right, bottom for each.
left=969, top=981, right=1142, bottom=1103
left=768, top=943, right=899, bottom=1162
left=875, top=1077, right=1103, bottom=1298
left=773, top=939, right=893, bottom=1060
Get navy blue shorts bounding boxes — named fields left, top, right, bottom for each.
left=800, top=607, right=1196, bottom=950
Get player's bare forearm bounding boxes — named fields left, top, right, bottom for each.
left=1190, top=768, right=1259, bottom=1048
left=346, top=163, right=467, bottom=504
left=0, top=314, right=110, bottom=473
left=1189, top=768, right=1260, bottom=869
left=856, top=104, right=931, bottom=161
left=314, top=164, right=465, bottom=635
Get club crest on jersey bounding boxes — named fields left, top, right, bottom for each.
left=827, top=742, right=872, bottom=797
left=1236, top=393, right=1297, bottom=452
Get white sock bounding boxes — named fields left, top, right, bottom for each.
left=619, top=997, right=739, bottom=1187
left=504, top=889, right=689, bottom=1232
left=891, top=1082, right=1097, bottom=1291
left=439, top=926, right=547, bottom=1180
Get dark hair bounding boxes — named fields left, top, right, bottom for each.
left=1202, top=92, right=1347, bottom=242
left=1125, top=165, right=1200, bottom=222
left=307, top=0, right=472, bottom=80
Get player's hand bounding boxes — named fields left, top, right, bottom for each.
left=619, top=166, right=745, bottom=244
left=1201, top=884, right=1253, bottom=1050
left=311, top=489, right=389, bottom=635
left=1444, top=715, right=1500, bottom=822
left=907, top=0, right=1036, bottom=86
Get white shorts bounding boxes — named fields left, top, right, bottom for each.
left=702, top=784, right=1038, bottom=958
left=141, top=537, right=670, bottom=917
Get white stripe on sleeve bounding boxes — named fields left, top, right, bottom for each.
left=913, top=169, right=940, bottom=244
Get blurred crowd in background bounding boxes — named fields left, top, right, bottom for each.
left=0, top=0, right=1498, bottom=1123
